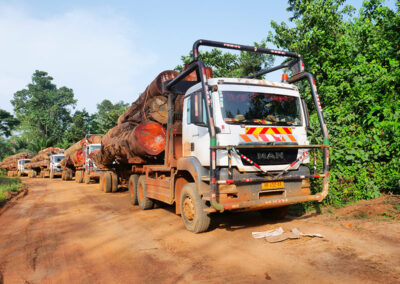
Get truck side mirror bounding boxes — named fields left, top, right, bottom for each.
left=291, top=59, right=304, bottom=75
left=301, top=99, right=310, bottom=128
left=190, top=92, right=206, bottom=126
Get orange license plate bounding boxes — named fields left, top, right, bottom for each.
left=261, top=181, right=285, bottom=190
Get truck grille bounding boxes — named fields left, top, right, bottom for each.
left=239, top=148, right=298, bottom=166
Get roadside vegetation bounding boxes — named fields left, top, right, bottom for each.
left=0, top=175, right=23, bottom=205
left=0, top=0, right=398, bottom=209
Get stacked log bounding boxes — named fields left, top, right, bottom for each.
left=0, top=152, right=33, bottom=171
left=61, top=134, right=103, bottom=169
left=25, top=147, right=64, bottom=170
left=90, top=68, right=213, bottom=168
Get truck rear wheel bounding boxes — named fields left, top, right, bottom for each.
left=67, top=170, right=73, bottom=180
left=111, top=172, right=118, bottom=193
left=180, top=183, right=210, bottom=233
left=76, top=171, right=83, bottom=183
left=137, top=175, right=153, bottom=210
left=128, top=174, right=139, bottom=205
left=102, top=172, right=112, bottom=193
left=99, top=172, right=104, bottom=190
left=259, top=206, right=289, bottom=220
left=84, top=171, right=91, bottom=184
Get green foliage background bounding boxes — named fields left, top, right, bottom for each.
left=1, top=0, right=399, bottom=206
left=268, top=0, right=400, bottom=203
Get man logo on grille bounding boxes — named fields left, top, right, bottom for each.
left=257, top=152, right=284, bottom=160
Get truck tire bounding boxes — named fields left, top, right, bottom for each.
left=84, top=171, right=91, bottom=184
left=128, top=174, right=139, bottom=205
left=137, top=175, right=153, bottom=210
left=111, top=172, right=118, bottom=193
left=103, top=172, right=112, bottom=193
left=67, top=170, right=73, bottom=180
left=76, top=171, right=83, bottom=183
left=259, top=206, right=289, bottom=220
left=98, top=173, right=103, bottom=189
left=180, top=183, right=210, bottom=233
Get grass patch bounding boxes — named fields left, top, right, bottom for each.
left=0, top=175, right=23, bottom=204
left=353, top=211, right=368, bottom=219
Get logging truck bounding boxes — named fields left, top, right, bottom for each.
left=96, top=40, right=330, bottom=233
left=61, top=134, right=104, bottom=183
left=17, top=159, right=31, bottom=176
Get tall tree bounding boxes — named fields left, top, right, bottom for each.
left=94, top=99, right=128, bottom=134
left=268, top=0, right=400, bottom=202
left=11, top=70, right=76, bottom=152
left=0, top=109, right=19, bottom=137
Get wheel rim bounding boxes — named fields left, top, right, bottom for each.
left=183, top=195, right=195, bottom=223
left=129, top=180, right=134, bottom=198
left=138, top=184, right=143, bottom=203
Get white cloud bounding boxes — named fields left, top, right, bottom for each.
left=0, top=5, right=158, bottom=113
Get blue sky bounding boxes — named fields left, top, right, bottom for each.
left=0, top=0, right=396, bottom=114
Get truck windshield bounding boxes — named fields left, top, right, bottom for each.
left=89, top=145, right=101, bottom=153
left=220, top=91, right=302, bottom=126
left=53, top=156, right=64, bottom=163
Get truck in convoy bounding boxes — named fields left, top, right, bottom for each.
left=60, top=134, right=103, bottom=183
left=26, top=147, right=64, bottom=178
left=17, top=159, right=31, bottom=176
left=0, top=152, right=33, bottom=177
left=92, top=40, right=330, bottom=233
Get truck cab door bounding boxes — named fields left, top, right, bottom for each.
left=182, top=91, right=210, bottom=165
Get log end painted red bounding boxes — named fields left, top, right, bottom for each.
left=134, top=122, right=166, bottom=156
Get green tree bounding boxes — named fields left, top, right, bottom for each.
left=11, top=70, right=76, bottom=153
left=59, top=109, right=98, bottom=148
left=94, top=99, right=128, bottom=134
left=176, top=41, right=274, bottom=78
left=0, top=109, right=19, bottom=137
left=268, top=0, right=400, bottom=202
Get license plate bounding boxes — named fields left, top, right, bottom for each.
left=261, top=181, right=285, bottom=190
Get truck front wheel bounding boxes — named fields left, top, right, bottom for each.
left=76, top=171, right=83, bottom=183
left=102, top=172, right=112, bottom=193
left=128, top=174, right=139, bottom=205
left=180, top=183, right=210, bottom=233
left=99, top=172, right=104, bottom=190
left=84, top=171, right=91, bottom=184
left=137, top=175, right=153, bottom=210
left=111, top=172, right=118, bottom=193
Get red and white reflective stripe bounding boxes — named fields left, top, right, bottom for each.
left=313, top=172, right=329, bottom=178
left=224, top=43, right=241, bottom=49
left=271, top=50, right=286, bottom=55
left=275, top=151, right=309, bottom=178
left=233, top=148, right=266, bottom=173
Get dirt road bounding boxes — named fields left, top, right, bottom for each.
left=0, top=178, right=399, bottom=283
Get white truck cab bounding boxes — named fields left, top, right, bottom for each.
left=50, top=154, right=65, bottom=178
left=17, top=159, right=31, bottom=176
left=183, top=78, right=310, bottom=172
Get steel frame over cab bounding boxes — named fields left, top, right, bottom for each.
left=118, top=39, right=329, bottom=233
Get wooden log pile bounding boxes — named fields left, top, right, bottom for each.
left=90, top=67, right=213, bottom=168
left=0, top=152, right=33, bottom=171
left=25, top=147, right=64, bottom=169
left=61, top=134, right=102, bottom=169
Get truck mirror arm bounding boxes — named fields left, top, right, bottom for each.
left=192, top=39, right=301, bottom=61
left=288, top=71, right=330, bottom=201
left=245, top=59, right=299, bottom=79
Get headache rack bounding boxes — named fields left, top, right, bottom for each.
left=166, top=39, right=330, bottom=211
